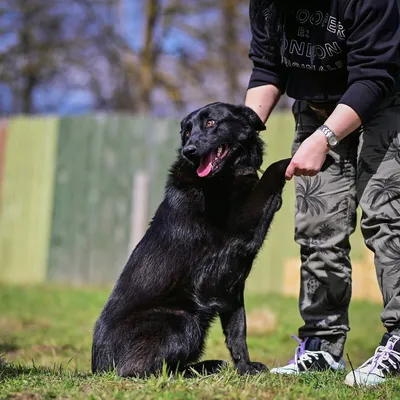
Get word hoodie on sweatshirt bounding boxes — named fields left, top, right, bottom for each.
left=248, top=0, right=400, bottom=123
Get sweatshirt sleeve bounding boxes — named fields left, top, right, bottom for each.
left=247, top=1, right=287, bottom=93
left=339, top=0, right=400, bottom=123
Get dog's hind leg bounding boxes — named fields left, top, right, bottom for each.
left=114, top=313, right=206, bottom=378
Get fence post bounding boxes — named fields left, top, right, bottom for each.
left=129, top=171, right=150, bottom=255
left=0, top=120, right=7, bottom=213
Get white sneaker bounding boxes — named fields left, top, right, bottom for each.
left=270, top=335, right=345, bottom=375
left=345, top=333, right=400, bottom=386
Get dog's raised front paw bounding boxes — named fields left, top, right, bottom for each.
left=237, top=361, right=268, bottom=375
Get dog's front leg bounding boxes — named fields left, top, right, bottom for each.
left=220, top=301, right=267, bottom=375
left=233, top=158, right=291, bottom=249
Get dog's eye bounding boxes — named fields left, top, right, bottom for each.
left=206, top=120, right=215, bottom=128
left=185, top=131, right=190, bottom=137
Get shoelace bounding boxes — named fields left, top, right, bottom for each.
left=289, top=335, right=320, bottom=372
left=366, top=342, right=400, bottom=375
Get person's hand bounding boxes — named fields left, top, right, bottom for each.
left=285, top=130, right=329, bottom=180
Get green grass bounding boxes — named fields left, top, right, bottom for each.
left=0, top=285, right=398, bottom=399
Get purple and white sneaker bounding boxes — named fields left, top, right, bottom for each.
left=345, top=333, right=400, bottom=386
left=270, top=335, right=345, bottom=375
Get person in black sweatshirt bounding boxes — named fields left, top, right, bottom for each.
left=245, top=0, right=400, bottom=386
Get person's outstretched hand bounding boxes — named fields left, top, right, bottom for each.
left=285, top=130, right=329, bottom=180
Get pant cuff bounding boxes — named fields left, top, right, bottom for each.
left=320, top=339, right=344, bottom=359
left=388, top=328, right=400, bottom=337
left=299, top=332, right=346, bottom=359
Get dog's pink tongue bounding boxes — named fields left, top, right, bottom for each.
left=197, top=152, right=214, bottom=177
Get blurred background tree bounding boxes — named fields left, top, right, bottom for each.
left=0, top=0, right=291, bottom=116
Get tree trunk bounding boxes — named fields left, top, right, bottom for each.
left=20, top=9, right=36, bottom=114
left=139, top=0, right=161, bottom=114
left=21, top=74, right=36, bottom=114
left=221, top=0, right=239, bottom=103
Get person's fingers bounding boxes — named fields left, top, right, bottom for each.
left=285, top=161, right=296, bottom=180
left=294, top=168, right=303, bottom=177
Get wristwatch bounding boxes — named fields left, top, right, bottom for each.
left=319, top=125, right=339, bottom=149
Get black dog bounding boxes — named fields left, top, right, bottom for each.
left=92, top=102, right=290, bottom=378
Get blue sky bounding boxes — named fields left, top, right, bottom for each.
left=1, top=0, right=248, bottom=115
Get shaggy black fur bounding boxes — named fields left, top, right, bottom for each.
left=91, top=102, right=291, bottom=378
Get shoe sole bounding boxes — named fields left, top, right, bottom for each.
left=344, top=375, right=385, bottom=387
left=270, top=370, right=299, bottom=375
left=344, top=377, right=355, bottom=387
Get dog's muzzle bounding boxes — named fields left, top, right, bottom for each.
left=182, top=145, right=198, bottom=161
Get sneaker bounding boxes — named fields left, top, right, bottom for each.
left=270, top=335, right=345, bottom=375
left=345, top=333, right=400, bottom=386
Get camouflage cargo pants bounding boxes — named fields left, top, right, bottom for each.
left=292, top=94, right=400, bottom=359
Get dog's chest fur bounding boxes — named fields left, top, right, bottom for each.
left=165, top=168, right=261, bottom=310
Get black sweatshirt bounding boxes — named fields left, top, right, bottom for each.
left=248, top=0, right=400, bottom=123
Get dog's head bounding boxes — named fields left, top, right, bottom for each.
left=179, top=102, right=266, bottom=178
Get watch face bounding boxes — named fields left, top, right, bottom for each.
left=328, top=135, right=338, bottom=147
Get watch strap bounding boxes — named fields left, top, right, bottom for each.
left=319, top=125, right=339, bottom=149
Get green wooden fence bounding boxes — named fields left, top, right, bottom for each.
left=0, top=112, right=374, bottom=299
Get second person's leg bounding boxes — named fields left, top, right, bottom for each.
left=345, top=94, right=400, bottom=386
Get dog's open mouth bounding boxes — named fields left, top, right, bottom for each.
left=196, top=144, right=229, bottom=178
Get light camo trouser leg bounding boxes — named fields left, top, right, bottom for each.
left=292, top=100, right=359, bottom=359
left=293, top=95, right=400, bottom=358
left=358, top=94, right=400, bottom=336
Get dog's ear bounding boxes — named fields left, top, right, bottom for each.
left=179, top=117, right=186, bottom=132
left=239, top=105, right=266, bottom=132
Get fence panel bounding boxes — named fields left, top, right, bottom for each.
left=48, top=115, right=158, bottom=285
left=0, top=117, right=58, bottom=283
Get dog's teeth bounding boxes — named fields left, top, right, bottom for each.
left=217, top=146, right=222, bottom=156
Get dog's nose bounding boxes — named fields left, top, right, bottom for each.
left=182, top=145, right=197, bottom=158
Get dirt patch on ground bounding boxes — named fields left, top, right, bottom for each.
left=29, top=344, right=74, bottom=353
left=246, top=308, right=277, bottom=336
left=1, top=344, right=75, bottom=361
left=7, top=393, right=42, bottom=400
left=0, top=317, right=51, bottom=333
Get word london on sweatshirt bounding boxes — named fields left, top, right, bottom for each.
left=248, top=0, right=400, bottom=122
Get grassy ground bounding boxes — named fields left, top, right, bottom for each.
left=0, top=285, right=398, bottom=399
